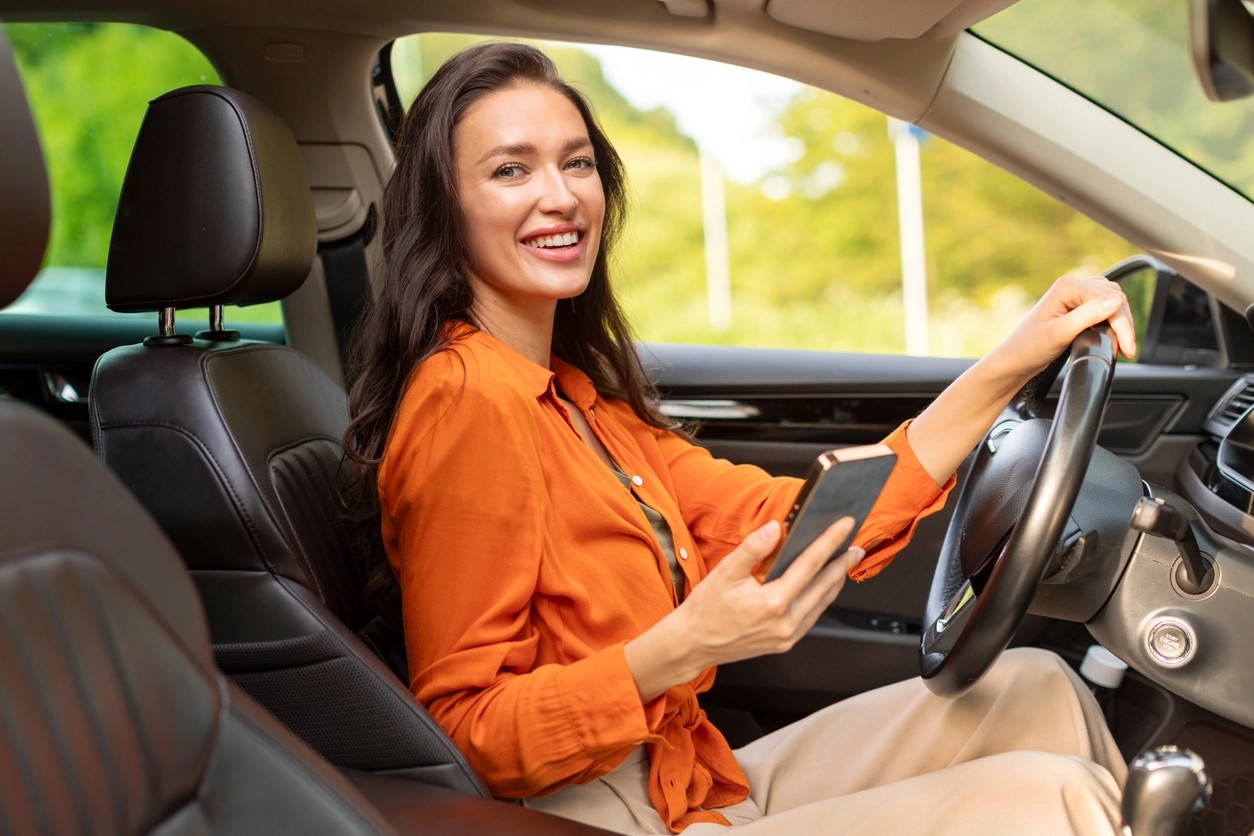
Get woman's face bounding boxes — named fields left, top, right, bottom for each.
left=453, top=83, right=605, bottom=329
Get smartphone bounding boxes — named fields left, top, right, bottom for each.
left=759, top=444, right=897, bottom=583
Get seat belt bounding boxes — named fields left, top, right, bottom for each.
left=317, top=205, right=376, bottom=385
left=320, top=45, right=397, bottom=383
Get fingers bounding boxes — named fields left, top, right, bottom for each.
left=767, top=516, right=855, bottom=597
left=696, top=518, right=863, bottom=663
left=1049, top=275, right=1137, bottom=360
left=788, top=544, right=862, bottom=621
left=713, top=519, right=782, bottom=580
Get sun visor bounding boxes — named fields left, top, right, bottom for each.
left=764, top=0, right=1015, bottom=42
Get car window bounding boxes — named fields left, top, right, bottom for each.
left=2, top=22, right=282, bottom=326
left=390, top=33, right=1139, bottom=358
left=975, top=0, right=1254, bottom=203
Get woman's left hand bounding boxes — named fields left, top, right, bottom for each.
left=990, top=274, right=1137, bottom=385
left=906, top=273, right=1137, bottom=486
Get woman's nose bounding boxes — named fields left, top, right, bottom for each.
left=538, top=167, right=578, bottom=214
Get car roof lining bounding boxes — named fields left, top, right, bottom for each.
left=0, top=0, right=1015, bottom=42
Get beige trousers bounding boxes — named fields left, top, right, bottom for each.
left=523, top=648, right=1127, bottom=834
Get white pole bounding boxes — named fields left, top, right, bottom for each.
left=889, top=117, right=929, bottom=357
left=699, top=142, right=732, bottom=332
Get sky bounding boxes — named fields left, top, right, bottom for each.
left=581, top=44, right=805, bottom=183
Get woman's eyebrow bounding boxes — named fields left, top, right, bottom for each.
left=477, top=136, right=592, bottom=165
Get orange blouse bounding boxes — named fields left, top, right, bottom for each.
left=379, top=327, right=953, bottom=832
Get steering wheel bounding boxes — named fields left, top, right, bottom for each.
left=919, top=325, right=1116, bottom=697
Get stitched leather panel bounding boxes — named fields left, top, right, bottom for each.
left=0, top=551, right=217, bottom=835
left=0, top=401, right=394, bottom=834
left=269, top=438, right=367, bottom=627
left=229, top=655, right=465, bottom=772
left=92, top=340, right=350, bottom=586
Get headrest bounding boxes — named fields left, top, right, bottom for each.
left=106, top=85, right=316, bottom=313
left=0, top=31, right=51, bottom=309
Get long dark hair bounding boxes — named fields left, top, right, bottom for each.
left=343, top=42, right=671, bottom=628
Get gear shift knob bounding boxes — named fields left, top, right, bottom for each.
left=1121, top=746, right=1211, bottom=836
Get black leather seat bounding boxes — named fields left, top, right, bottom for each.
left=0, top=399, right=402, bottom=835
left=89, top=85, right=483, bottom=794
left=0, top=37, right=391, bottom=834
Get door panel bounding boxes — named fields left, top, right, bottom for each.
left=0, top=313, right=284, bottom=442
left=647, top=343, right=1240, bottom=730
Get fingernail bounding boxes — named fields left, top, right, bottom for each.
left=760, top=520, right=781, bottom=540
left=1101, top=295, right=1120, bottom=310
left=848, top=547, right=866, bottom=563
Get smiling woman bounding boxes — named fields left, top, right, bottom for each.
left=6, top=2, right=1254, bottom=833
left=454, top=84, right=606, bottom=362
left=339, top=39, right=1138, bottom=836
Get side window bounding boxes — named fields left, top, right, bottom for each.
left=2, top=23, right=281, bottom=326
left=390, top=34, right=1139, bottom=358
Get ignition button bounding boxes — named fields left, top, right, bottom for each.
left=1146, top=619, right=1196, bottom=667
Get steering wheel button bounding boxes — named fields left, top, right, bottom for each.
left=1147, top=619, right=1195, bottom=667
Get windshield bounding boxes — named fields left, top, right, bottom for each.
left=974, top=0, right=1254, bottom=201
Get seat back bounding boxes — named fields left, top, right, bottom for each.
left=0, top=400, right=395, bottom=835
left=89, top=85, right=484, bottom=795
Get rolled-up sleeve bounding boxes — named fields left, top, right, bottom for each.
left=848, top=420, right=954, bottom=580
left=650, top=419, right=952, bottom=581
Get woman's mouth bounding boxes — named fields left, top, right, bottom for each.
left=522, top=231, right=581, bottom=250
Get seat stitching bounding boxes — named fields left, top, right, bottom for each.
left=0, top=581, right=58, bottom=836
left=95, top=419, right=278, bottom=575
left=31, top=565, right=129, bottom=831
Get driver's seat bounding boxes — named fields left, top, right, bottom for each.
left=88, top=84, right=483, bottom=794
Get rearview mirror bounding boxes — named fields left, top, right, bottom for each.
left=1191, top=0, right=1254, bottom=101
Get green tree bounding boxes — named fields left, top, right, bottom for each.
left=716, top=83, right=1138, bottom=354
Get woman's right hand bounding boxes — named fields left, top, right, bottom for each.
left=624, top=518, right=864, bottom=702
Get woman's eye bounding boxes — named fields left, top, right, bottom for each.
left=566, top=156, right=597, bottom=172
left=494, top=163, right=526, bottom=180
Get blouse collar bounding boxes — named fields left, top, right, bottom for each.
left=458, top=325, right=599, bottom=408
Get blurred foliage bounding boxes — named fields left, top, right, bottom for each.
left=7, top=23, right=219, bottom=268
left=7, top=24, right=1146, bottom=350
left=5, top=23, right=281, bottom=323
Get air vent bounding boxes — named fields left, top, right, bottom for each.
left=1208, top=377, right=1254, bottom=435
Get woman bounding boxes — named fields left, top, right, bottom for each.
left=345, top=41, right=1136, bottom=834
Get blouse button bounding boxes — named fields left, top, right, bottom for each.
left=679, top=548, right=689, bottom=560
left=631, top=474, right=643, bottom=487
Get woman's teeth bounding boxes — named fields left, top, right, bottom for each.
left=526, top=231, right=579, bottom=248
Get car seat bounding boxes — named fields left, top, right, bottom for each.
left=0, top=24, right=48, bottom=310
left=0, top=396, right=409, bottom=834
left=88, top=84, right=484, bottom=794
left=0, top=31, right=392, bottom=834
